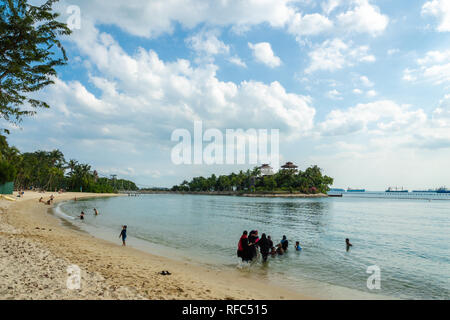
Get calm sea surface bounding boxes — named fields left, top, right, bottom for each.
left=56, top=194, right=449, bottom=299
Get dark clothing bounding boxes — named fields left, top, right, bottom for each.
left=258, top=238, right=270, bottom=255
left=281, top=239, right=289, bottom=251
left=120, top=229, right=127, bottom=240
left=237, top=237, right=251, bottom=262
left=258, top=237, right=271, bottom=262
left=248, top=234, right=258, bottom=260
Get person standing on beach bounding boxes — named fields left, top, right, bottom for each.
left=346, top=238, right=353, bottom=251
left=119, top=225, right=127, bottom=246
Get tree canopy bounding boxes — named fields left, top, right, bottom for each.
left=0, top=0, right=71, bottom=133
left=172, top=165, right=333, bottom=194
left=0, top=135, right=139, bottom=192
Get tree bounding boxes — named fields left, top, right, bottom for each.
left=172, top=164, right=334, bottom=194
left=0, top=159, right=16, bottom=184
left=0, top=0, right=71, bottom=133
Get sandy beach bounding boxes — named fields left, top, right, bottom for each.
left=0, top=191, right=309, bottom=300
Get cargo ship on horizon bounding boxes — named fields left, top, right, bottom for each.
left=412, top=187, right=450, bottom=193
left=347, top=188, right=365, bottom=192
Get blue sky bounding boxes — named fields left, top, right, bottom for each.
left=6, top=0, right=450, bottom=190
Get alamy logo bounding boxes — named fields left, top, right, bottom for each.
left=366, top=265, right=381, bottom=290
left=171, top=121, right=280, bottom=168
left=66, top=5, right=81, bottom=30
left=66, top=264, right=81, bottom=290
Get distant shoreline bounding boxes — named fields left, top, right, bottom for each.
left=136, top=190, right=328, bottom=198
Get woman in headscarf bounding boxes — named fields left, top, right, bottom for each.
left=248, top=230, right=259, bottom=261
left=237, top=231, right=251, bottom=262
left=258, top=233, right=271, bottom=262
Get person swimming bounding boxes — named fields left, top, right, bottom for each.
left=79, top=211, right=85, bottom=220
left=94, top=208, right=98, bottom=216
left=346, top=238, right=353, bottom=251
left=119, top=225, right=127, bottom=246
left=295, top=241, right=302, bottom=251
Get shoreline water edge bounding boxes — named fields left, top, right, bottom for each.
left=0, top=191, right=392, bottom=300
left=0, top=191, right=310, bottom=300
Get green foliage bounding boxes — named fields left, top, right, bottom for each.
left=0, top=134, right=139, bottom=193
left=0, top=0, right=71, bottom=132
left=0, top=159, right=16, bottom=184
left=172, top=165, right=333, bottom=194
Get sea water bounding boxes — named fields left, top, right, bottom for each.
left=56, top=194, right=450, bottom=300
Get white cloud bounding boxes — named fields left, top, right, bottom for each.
left=248, top=42, right=282, bottom=68
left=353, top=88, right=363, bottom=94
left=287, top=12, right=333, bottom=38
left=360, top=75, right=374, bottom=87
left=186, top=30, right=229, bottom=57
left=422, top=0, right=450, bottom=32
left=432, top=94, right=450, bottom=127
left=337, top=0, right=389, bottom=36
left=318, top=100, right=427, bottom=136
left=228, top=56, right=247, bottom=68
left=57, top=0, right=296, bottom=38
left=327, top=89, right=343, bottom=100
left=49, top=23, right=315, bottom=140
left=404, top=50, right=450, bottom=84
left=387, top=48, right=400, bottom=55
left=366, top=89, right=377, bottom=97
left=305, top=39, right=376, bottom=73
left=322, top=0, right=342, bottom=15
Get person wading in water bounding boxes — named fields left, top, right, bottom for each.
left=258, top=233, right=271, bottom=262
left=237, top=231, right=252, bottom=262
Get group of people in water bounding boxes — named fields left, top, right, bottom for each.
left=237, top=230, right=302, bottom=263
left=78, top=208, right=99, bottom=220
left=237, top=230, right=354, bottom=263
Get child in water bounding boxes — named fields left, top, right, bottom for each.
left=346, top=238, right=353, bottom=251
left=295, top=241, right=302, bottom=251
left=119, top=225, right=127, bottom=246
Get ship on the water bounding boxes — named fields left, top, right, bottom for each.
left=436, top=187, right=450, bottom=193
left=412, top=187, right=450, bottom=193
left=386, top=186, right=408, bottom=193
left=347, top=188, right=365, bottom=192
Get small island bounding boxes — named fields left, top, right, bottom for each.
left=168, top=162, right=333, bottom=198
